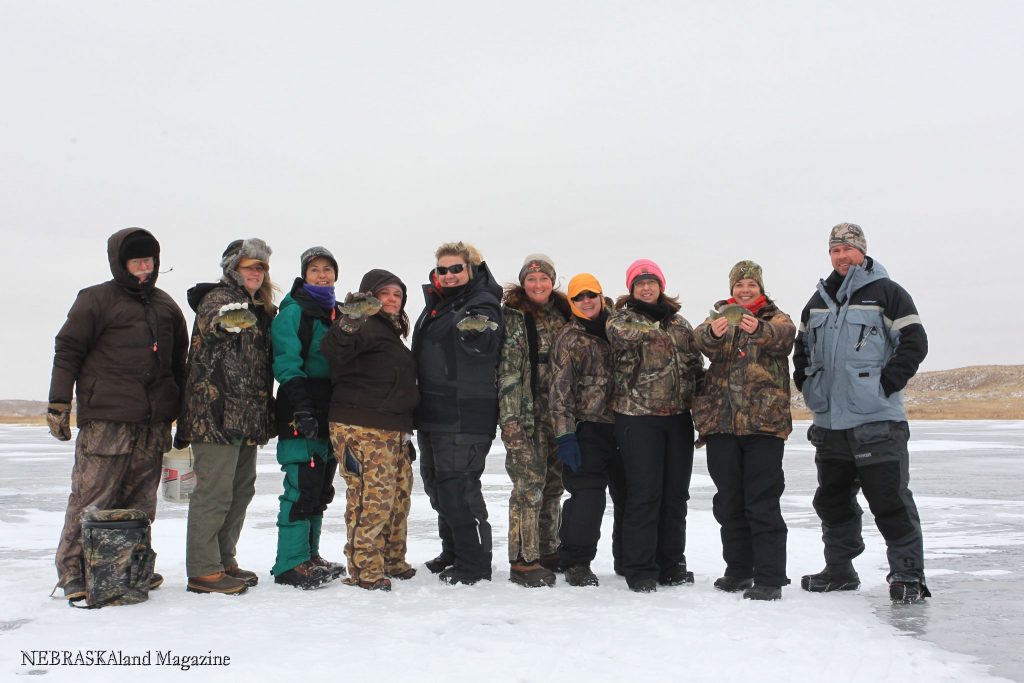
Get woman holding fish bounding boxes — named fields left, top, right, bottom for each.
left=179, top=239, right=277, bottom=595
left=322, top=269, right=418, bottom=591
left=268, top=247, right=346, bottom=590
left=412, top=241, right=504, bottom=585
left=692, top=260, right=796, bottom=601
left=606, top=259, right=704, bottom=593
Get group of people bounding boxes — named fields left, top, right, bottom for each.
left=48, top=222, right=931, bottom=604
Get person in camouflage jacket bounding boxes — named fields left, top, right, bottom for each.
left=180, top=238, right=276, bottom=595
left=692, top=260, right=795, bottom=601
left=498, top=254, right=570, bottom=587
left=549, top=274, right=625, bottom=587
left=606, top=259, right=704, bottom=592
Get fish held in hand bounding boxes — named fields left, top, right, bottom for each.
left=339, top=294, right=382, bottom=319
left=709, top=303, right=748, bottom=326
left=216, top=303, right=258, bottom=332
left=456, top=314, right=498, bottom=333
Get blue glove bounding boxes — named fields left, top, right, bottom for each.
left=556, top=433, right=582, bottom=473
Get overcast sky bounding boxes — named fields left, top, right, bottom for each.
left=2, top=1, right=1021, bottom=400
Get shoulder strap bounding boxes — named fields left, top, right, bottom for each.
left=524, top=312, right=540, bottom=400
left=298, top=312, right=316, bottom=362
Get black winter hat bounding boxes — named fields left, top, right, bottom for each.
left=359, top=269, right=407, bottom=309
left=300, top=246, right=339, bottom=279
left=121, top=230, right=159, bottom=263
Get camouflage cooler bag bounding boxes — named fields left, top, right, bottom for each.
left=80, top=509, right=156, bottom=608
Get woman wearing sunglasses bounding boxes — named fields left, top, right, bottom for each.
left=412, top=242, right=504, bottom=585
left=498, top=254, right=571, bottom=587
left=549, top=274, right=625, bottom=587
left=606, top=259, right=704, bottom=593
left=692, top=260, right=795, bottom=601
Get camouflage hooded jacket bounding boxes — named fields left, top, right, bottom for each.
left=549, top=305, right=615, bottom=437
left=606, top=297, right=704, bottom=417
left=497, top=288, right=571, bottom=436
left=178, top=280, right=276, bottom=446
left=692, top=298, right=795, bottom=439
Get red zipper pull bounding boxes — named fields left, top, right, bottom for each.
left=309, top=456, right=315, bottom=468
left=152, top=342, right=158, bottom=352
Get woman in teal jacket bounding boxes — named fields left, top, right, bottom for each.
left=270, top=247, right=346, bottom=589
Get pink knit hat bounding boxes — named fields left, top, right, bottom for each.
left=626, top=258, right=666, bottom=292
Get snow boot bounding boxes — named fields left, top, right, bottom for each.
left=355, top=578, right=392, bottom=592
left=629, top=578, right=658, bottom=593
left=539, top=553, right=565, bottom=573
left=714, top=576, right=754, bottom=593
left=565, top=564, right=599, bottom=587
left=509, top=560, right=556, bottom=588
left=274, top=561, right=332, bottom=590
left=61, top=576, right=87, bottom=602
left=225, top=565, right=259, bottom=587
left=187, top=572, right=248, bottom=595
left=149, top=573, right=164, bottom=591
left=388, top=567, right=417, bottom=580
left=439, top=564, right=492, bottom=586
left=801, top=563, right=860, bottom=592
left=743, top=584, right=782, bottom=601
left=311, top=555, right=346, bottom=578
left=658, top=563, right=695, bottom=586
left=425, top=552, right=456, bottom=574
left=889, top=580, right=930, bottom=604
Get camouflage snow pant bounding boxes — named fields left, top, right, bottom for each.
left=505, top=422, right=563, bottom=562
left=56, top=420, right=169, bottom=584
left=329, top=423, right=413, bottom=584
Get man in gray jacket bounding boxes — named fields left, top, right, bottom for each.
left=793, top=223, right=930, bottom=604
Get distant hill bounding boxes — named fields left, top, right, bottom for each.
left=791, top=364, right=1024, bottom=420
left=3, top=365, right=1022, bottom=424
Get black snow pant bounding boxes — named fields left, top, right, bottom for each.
left=705, top=433, right=789, bottom=587
left=418, top=431, right=492, bottom=575
left=557, top=421, right=626, bottom=570
left=808, top=420, right=926, bottom=583
left=614, top=411, right=694, bottom=585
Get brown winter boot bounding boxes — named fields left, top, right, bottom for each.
left=187, top=572, right=248, bottom=595
left=224, top=564, right=259, bottom=587
left=509, top=559, right=556, bottom=588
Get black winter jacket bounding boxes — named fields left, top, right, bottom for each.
left=412, top=262, right=504, bottom=435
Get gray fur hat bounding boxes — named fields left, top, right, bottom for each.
left=221, top=238, right=272, bottom=287
left=300, top=246, right=339, bottom=279
left=828, top=223, right=867, bottom=254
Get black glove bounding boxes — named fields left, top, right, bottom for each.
left=172, top=429, right=190, bottom=450
left=291, top=411, right=319, bottom=440
left=47, top=402, right=72, bottom=441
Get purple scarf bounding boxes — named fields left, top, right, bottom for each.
left=303, top=283, right=336, bottom=311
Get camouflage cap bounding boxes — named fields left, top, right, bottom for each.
left=828, top=223, right=867, bottom=254
left=519, top=253, right=556, bottom=285
left=728, top=260, right=763, bottom=291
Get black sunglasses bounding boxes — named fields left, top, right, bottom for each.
left=436, top=264, right=467, bottom=275
left=571, top=291, right=600, bottom=302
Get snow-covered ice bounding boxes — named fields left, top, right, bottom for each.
left=1, top=421, right=1021, bottom=682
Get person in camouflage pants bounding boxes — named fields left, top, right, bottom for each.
left=692, top=260, right=795, bottom=601
left=321, top=269, right=419, bottom=591
left=330, top=424, right=413, bottom=587
left=498, top=254, right=571, bottom=587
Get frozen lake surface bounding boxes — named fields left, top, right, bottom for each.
left=0, top=421, right=1021, bottom=681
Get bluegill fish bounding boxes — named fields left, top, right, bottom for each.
left=456, top=314, right=498, bottom=333
left=709, top=303, right=748, bottom=326
left=216, top=303, right=257, bottom=331
left=339, top=294, right=382, bottom=319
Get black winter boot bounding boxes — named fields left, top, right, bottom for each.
left=714, top=576, right=754, bottom=593
left=274, top=561, right=332, bottom=590
left=629, top=578, right=658, bottom=593
left=743, top=584, right=782, bottom=601
left=311, top=555, right=346, bottom=579
left=800, top=563, right=860, bottom=592
left=890, top=580, right=930, bottom=604
left=439, top=564, right=492, bottom=586
left=565, top=564, right=599, bottom=587
left=425, top=552, right=456, bottom=574
left=539, top=553, right=564, bottom=573
left=658, top=563, right=695, bottom=586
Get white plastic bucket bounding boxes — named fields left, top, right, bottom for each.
left=161, top=447, right=196, bottom=503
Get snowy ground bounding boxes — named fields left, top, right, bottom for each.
left=1, top=421, right=1022, bottom=682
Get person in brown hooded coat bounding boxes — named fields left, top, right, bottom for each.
left=48, top=227, right=188, bottom=602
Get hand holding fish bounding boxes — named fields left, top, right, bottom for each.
left=456, top=314, right=499, bottom=334
left=215, top=302, right=258, bottom=333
